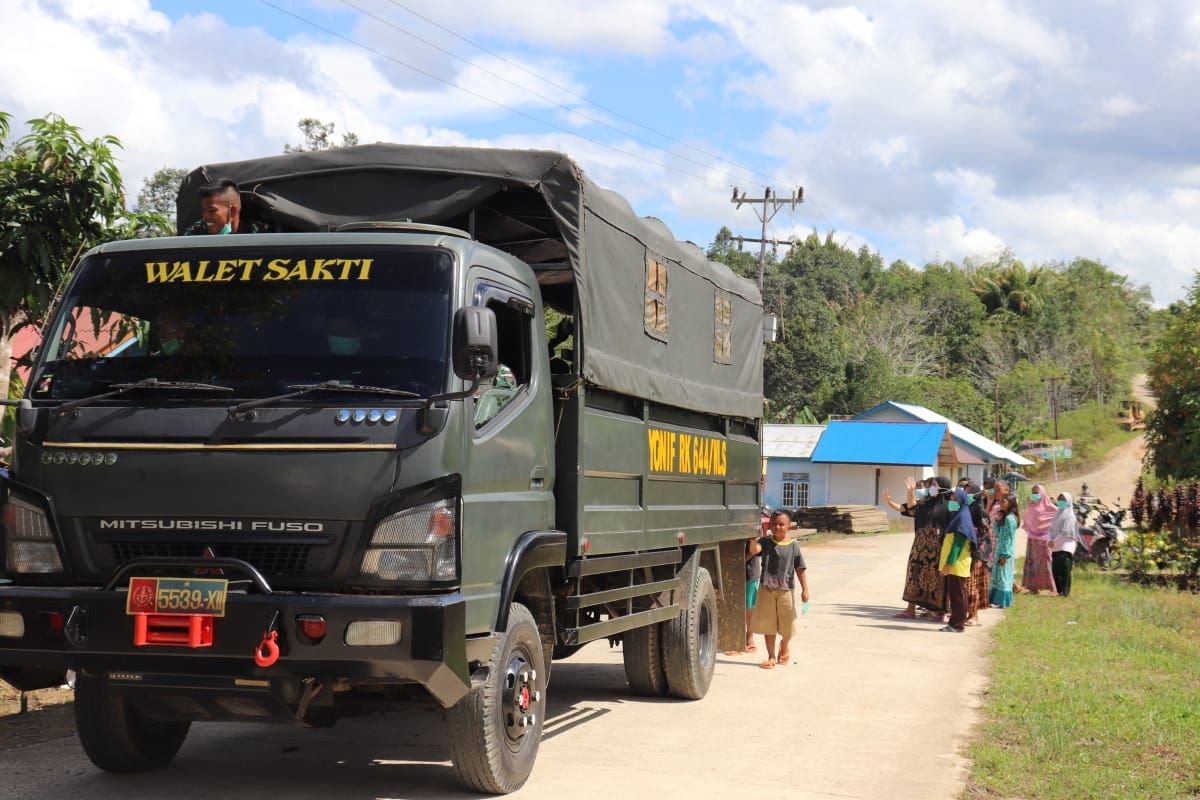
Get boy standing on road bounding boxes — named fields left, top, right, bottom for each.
left=749, top=510, right=810, bottom=669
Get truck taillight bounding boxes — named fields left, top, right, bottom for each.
left=360, top=498, right=457, bottom=582
left=2, top=495, right=63, bottom=574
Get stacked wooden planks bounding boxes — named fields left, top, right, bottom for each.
left=791, top=505, right=891, bottom=534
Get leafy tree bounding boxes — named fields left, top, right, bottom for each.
left=1146, top=274, right=1200, bottom=480
left=134, top=166, right=188, bottom=234
left=0, top=112, right=126, bottom=404
left=283, top=118, right=360, bottom=153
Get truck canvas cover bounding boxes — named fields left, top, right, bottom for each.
left=178, top=145, right=763, bottom=419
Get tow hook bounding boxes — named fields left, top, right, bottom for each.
left=64, top=606, right=88, bottom=648
left=254, top=611, right=282, bottom=668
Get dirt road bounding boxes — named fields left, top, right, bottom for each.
left=1059, top=434, right=1145, bottom=506
left=1057, top=375, right=1154, bottom=505
left=0, top=533, right=994, bottom=800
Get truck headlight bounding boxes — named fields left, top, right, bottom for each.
left=2, top=495, right=64, bottom=574
left=360, top=498, right=457, bottom=582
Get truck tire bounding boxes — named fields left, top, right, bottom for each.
left=74, top=673, right=190, bottom=772
left=445, top=602, right=545, bottom=794
left=622, top=622, right=668, bottom=697
left=661, top=566, right=717, bottom=700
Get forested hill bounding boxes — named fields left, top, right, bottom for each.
left=707, top=227, right=1157, bottom=451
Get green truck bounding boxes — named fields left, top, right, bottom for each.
left=0, top=145, right=764, bottom=793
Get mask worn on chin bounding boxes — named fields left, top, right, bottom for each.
left=947, top=501, right=961, bottom=512
left=218, top=222, right=232, bottom=235
left=1031, top=493, right=1042, bottom=502
left=1057, top=499, right=1070, bottom=509
left=327, top=335, right=361, bottom=355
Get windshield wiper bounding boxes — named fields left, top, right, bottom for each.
left=55, top=378, right=234, bottom=417
left=227, top=381, right=420, bottom=419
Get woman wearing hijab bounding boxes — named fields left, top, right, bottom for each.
left=989, top=495, right=1019, bottom=608
left=890, top=476, right=952, bottom=619
left=1022, top=484, right=1059, bottom=595
left=1050, top=491, right=1086, bottom=597
left=964, top=481, right=993, bottom=626
left=939, top=486, right=977, bottom=632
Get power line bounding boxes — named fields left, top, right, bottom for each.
left=378, top=0, right=787, bottom=188
left=337, top=0, right=753, bottom=183
left=257, top=0, right=738, bottom=188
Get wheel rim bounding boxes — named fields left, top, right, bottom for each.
left=697, top=600, right=714, bottom=669
left=502, top=648, right=537, bottom=749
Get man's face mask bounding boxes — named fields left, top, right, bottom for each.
left=328, top=335, right=360, bottom=356
left=218, top=222, right=232, bottom=235
left=948, top=500, right=961, bottom=512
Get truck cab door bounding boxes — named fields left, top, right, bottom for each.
left=459, top=275, right=554, bottom=634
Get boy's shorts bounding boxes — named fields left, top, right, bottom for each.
left=750, top=586, right=797, bottom=638
left=746, top=579, right=759, bottom=609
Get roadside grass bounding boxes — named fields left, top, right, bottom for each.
left=967, top=564, right=1200, bottom=799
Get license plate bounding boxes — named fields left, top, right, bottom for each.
left=125, top=577, right=228, bottom=618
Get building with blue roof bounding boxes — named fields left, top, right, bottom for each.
left=762, top=404, right=1024, bottom=520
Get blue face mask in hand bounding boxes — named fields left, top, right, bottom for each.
left=947, top=501, right=961, bottom=512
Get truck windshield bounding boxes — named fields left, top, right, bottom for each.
left=31, top=245, right=454, bottom=403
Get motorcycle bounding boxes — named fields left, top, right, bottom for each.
left=1075, top=500, right=1126, bottom=569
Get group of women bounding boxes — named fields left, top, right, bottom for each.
left=884, top=476, right=1085, bottom=632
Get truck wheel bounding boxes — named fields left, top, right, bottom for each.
left=445, top=603, right=545, bottom=794
left=661, top=566, right=717, bottom=700
left=74, top=673, right=190, bottom=772
left=622, top=622, right=668, bottom=697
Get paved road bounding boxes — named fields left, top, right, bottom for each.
left=0, top=533, right=994, bottom=800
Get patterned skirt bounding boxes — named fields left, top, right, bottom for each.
left=903, top=526, right=947, bottom=613
left=967, top=556, right=990, bottom=614
left=1022, top=536, right=1058, bottom=593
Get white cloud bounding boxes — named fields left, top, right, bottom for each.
left=1099, top=94, right=1148, bottom=117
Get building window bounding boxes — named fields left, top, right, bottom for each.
left=644, top=252, right=669, bottom=341
left=781, top=471, right=810, bottom=509
left=713, top=290, right=732, bottom=364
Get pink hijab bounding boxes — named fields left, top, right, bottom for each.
left=1024, top=483, right=1058, bottom=537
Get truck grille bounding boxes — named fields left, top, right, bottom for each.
left=110, top=542, right=313, bottom=576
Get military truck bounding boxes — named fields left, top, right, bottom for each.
left=0, top=145, right=763, bottom=793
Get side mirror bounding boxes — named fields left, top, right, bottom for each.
left=452, top=306, right=498, bottom=381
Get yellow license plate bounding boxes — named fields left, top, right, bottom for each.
left=125, top=577, right=228, bottom=617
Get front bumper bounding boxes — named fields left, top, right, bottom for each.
left=0, top=585, right=470, bottom=707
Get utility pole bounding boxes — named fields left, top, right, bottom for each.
left=731, top=186, right=803, bottom=290
left=994, top=384, right=1001, bottom=443
left=1046, top=376, right=1060, bottom=440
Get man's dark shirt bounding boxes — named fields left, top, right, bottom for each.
left=182, top=219, right=269, bottom=235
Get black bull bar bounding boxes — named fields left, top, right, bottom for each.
left=0, top=558, right=470, bottom=707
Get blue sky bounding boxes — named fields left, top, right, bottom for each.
left=4, top=0, right=1199, bottom=302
